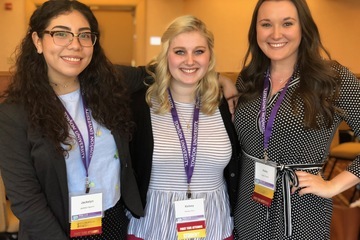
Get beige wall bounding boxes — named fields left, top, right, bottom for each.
left=144, top=0, right=184, bottom=64
left=93, top=10, right=135, bottom=65
left=307, top=0, right=360, bottom=75
left=0, top=0, right=27, bottom=71
left=184, top=0, right=360, bottom=73
left=1, top=0, right=359, bottom=74
left=184, top=0, right=254, bottom=72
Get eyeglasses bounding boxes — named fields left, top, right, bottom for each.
left=43, top=30, right=98, bottom=47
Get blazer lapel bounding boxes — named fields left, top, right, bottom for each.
left=112, top=131, right=144, bottom=218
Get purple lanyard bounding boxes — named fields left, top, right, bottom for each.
left=168, top=89, right=200, bottom=198
left=260, top=69, right=291, bottom=160
left=64, top=95, right=95, bottom=193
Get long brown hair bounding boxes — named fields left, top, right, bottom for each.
left=2, top=0, right=132, bottom=154
left=238, top=0, right=341, bottom=128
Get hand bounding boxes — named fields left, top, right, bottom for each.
left=350, top=198, right=360, bottom=208
left=292, top=171, right=335, bottom=198
left=226, top=95, right=239, bottom=121
left=218, top=74, right=239, bottom=120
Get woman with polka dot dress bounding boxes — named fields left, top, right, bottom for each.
left=233, top=0, right=360, bottom=239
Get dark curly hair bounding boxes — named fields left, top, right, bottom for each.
left=238, top=0, right=341, bottom=129
left=1, top=0, right=133, bottom=154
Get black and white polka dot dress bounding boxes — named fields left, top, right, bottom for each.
left=233, top=64, right=360, bottom=239
left=71, top=200, right=129, bottom=240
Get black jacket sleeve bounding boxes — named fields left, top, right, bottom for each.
left=0, top=104, right=68, bottom=240
left=114, top=65, right=150, bottom=94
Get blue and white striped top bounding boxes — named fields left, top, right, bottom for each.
left=127, top=100, right=233, bottom=239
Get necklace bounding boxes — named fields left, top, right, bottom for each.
left=270, top=76, right=288, bottom=84
left=177, top=108, right=193, bottom=132
left=179, top=112, right=192, bottom=132
left=49, top=79, right=77, bottom=88
left=278, top=78, right=287, bottom=84
left=269, top=72, right=293, bottom=84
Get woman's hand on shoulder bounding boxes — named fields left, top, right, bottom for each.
left=218, top=74, right=239, bottom=120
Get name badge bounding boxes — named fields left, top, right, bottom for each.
left=69, top=192, right=103, bottom=237
left=252, top=159, right=277, bottom=206
left=174, top=198, right=206, bottom=240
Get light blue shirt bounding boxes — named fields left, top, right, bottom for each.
left=59, top=89, right=120, bottom=211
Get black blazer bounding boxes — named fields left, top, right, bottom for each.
left=129, top=88, right=241, bottom=215
left=0, top=103, right=143, bottom=240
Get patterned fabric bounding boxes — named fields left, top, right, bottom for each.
left=127, top=234, right=235, bottom=240
left=71, top=200, right=128, bottom=240
left=233, top=64, right=360, bottom=239
left=127, top=100, right=234, bottom=239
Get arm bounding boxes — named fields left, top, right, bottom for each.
left=218, top=74, right=239, bottom=118
left=0, top=106, right=68, bottom=240
left=295, top=170, right=360, bottom=198
left=115, top=64, right=240, bottom=107
left=294, top=66, right=360, bottom=198
left=114, top=65, right=148, bottom=94
left=115, top=64, right=157, bottom=94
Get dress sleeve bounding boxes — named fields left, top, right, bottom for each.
left=0, top=106, right=68, bottom=240
left=336, top=65, right=360, bottom=178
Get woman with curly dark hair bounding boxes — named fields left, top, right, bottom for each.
left=233, top=0, right=360, bottom=239
left=0, top=1, right=143, bottom=239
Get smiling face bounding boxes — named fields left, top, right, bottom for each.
left=168, top=31, right=210, bottom=91
left=256, top=0, right=302, bottom=67
left=32, top=10, right=93, bottom=84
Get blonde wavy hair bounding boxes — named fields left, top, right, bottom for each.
left=145, top=15, right=221, bottom=115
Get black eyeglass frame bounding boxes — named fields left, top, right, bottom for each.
left=43, top=30, right=98, bottom=47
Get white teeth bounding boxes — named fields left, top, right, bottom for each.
left=63, top=57, right=81, bottom=62
left=270, top=43, right=286, bottom=48
left=182, top=69, right=196, bottom=73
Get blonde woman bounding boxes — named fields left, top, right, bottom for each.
left=127, top=15, right=240, bottom=240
